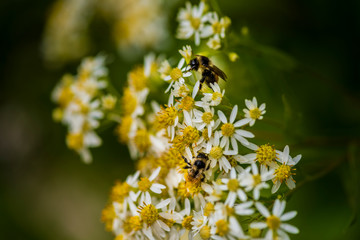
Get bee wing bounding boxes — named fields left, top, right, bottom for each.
left=209, top=65, right=227, bottom=80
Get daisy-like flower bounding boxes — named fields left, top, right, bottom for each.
left=219, top=168, right=247, bottom=206
left=177, top=198, right=196, bottom=240
left=156, top=105, right=179, bottom=140
left=137, top=194, right=172, bottom=240
left=131, top=167, right=166, bottom=204
left=196, top=82, right=225, bottom=107
left=163, top=58, right=192, bottom=93
left=193, top=105, right=215, bottom=138
left=272, top=146, right=302, bottom=193
left=179, top=45, right=193, bottom=64
left=242, top=142, right=279, bottom=169
left=177, top=1, right=207, bottom=45
left=217, top=105, right=254, bottom=152
left=207, top=34, right=221, bottom=50
left=243, top=97, right=266, bottom=126
left=66, top=130, right=101, bottom=163
left=251, top=199, right=299, bottom=240
left=201, top=12, right=228, bottom=39
left=77, top=55, right=108, bottom=80
left=240, top=163, right=274, bottom=200
left=205, top=131, right=236, bottom=173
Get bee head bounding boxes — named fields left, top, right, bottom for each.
left=188, top=58, right=199, bottom=71
left=196, top=153, right=208, bottom=160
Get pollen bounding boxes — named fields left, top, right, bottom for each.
left=180, top=96, right=194, bottom=111
left=134, top=129, right=151, bottom=153
left=115, top=116, right=132, bottom=143
left=210, top=146, right=223, bottom=160
left=101, top=204, right=115, bottom=232
left=221, top=123, right=235, bottom=137
left=129, top=66, right=147, bottom=91
left=183, top=126, right=200, bottom=145
left=212, top=92, right=222, bottom=101
left=253, top=174, right=262, bottom=186
left=115, top=235, right=124, bottom=240
left=266, top=215, right=281, bottom=230
left=182, top=215, right=193, bottom=230
left=122, top=88, right=137, bottom=115
left=215, top=219, right=229, bottom=236
left=170, top=67, right=182, bottom=81
left=204, top=202, right=214, bottom=216
left=202, top=128, right=210, bottom=141
left=256, top=144, right=277, bottom=165
left=139, top=204, right=159, bottom=226
left=110, top=181, right=130, bottom=203
left=177, top=182, right=191, bottom=198
left=200, top=225, right=211, bottom=239
left=156, top=106, right=178, bottom=129
left=249, top=108, right=262, bottom=120
left=227, top=179, right=239, bottom=192
left=138, top=177, right=152, bottom=192
left=275, top=164, right=294, bottom=183
left=66, top=132, right=83, bottom=150
left=128, top=215, right=143, bottom=231
left=202, top=112, right=213, bottom=124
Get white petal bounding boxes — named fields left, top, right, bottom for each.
left=250, top=222, right=267, bottom=229
left=255, top=202, right=270, bottom=217
left=235, top=129, right=255, bottom=138
left=271, top=181, right=281, bottom=193
left=280, top=211, right=297, bottom=221
left=156, top=198, right=171, bottom=209
left=149, top=167, right=161, bottom=181
left=230, top=105, right=238, bottom=123
left=217, top=110, right=227, bottom=123
left=233, top=118, right=251, bottom=127
left=280, top=223, right=299, bottom=234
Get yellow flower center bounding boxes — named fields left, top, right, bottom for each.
left=129, top=215, right=142, bottom=231
left=134, top=129, right=151, bottom=153
left=182, top=216, right=193, bottom=230
left=266, top=215, right=281, bottom=230
left=210, top=146, right=223, bottom=160
left=215, top=219, right=229, bottom=236
left=202, top=128, right=210, bottom=141
left=275, top=164, right=294, bottom=183
left=58, top=86, right=73, bottom=107
left=221, top=123, right=235, bottom=137
left=204, top=202, right=214, bottom=216
left=116, top=116, right=132, bottom=143
left=111, top=181, right=130, bottom=203
left=66, top=132, right=83, bottom=150
left=212, top=92, right=222, bottom=101
left=122, top=88, right=137, bottom=115
left=202, top=112, right=213, bottom=124
left=52, top=108, right=63, bottom=122
left=249, top=228, right=262, bottom=238
left=179, top=96, right=194, bottom=111
left=249, top=108, right=262, bottom=120
left=139, top=204, right=159, bottom=226
left=156, top=106, right=178, bottom=129
left=190, top=17, right=201, bottom=29
left=227, top=179, right=239, bottom=192
left=101, top=204, right=115, bottom=232
left=256, top=144, right=277, bottom=165
left=226, top=205, right=235, bottom=216
left=138, top=177, right=152, bottom=192
left=178, top=84, right=189, bottom=97
left=129, top=66, right=147, bottom=91
left=183, top=126, right=200, bottom=145
left=212, top=22, right=222, bottom=34
left=253, top=174, right=262, bottom=186
left=170, top=67, right=182, bottom=81
left=102, top=95, right=117, bottom=110
left=115, top=235, right=123, bottom=240
left=200, top=225, right=211, bottom=239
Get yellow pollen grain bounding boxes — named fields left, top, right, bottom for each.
left=221, top=123, right=235, bottom=137
left=134, top=129, right=151, bottom=153
left=210, top=146, right=223, bottom=160
left=204, top=202, right=214, bottom=216
left=170, top=67, right=182, bottom=81
left=215, top=219, right=229, bottom=236
left=227, top=179, right=239, bottom=192
left=266, top=215, right=281, bottom=230
left=116, top=116, right=132, bottom=143
left=138, top=177, right=152, bottom=192
left=249, top=108, right=262, bottom=120
left=139, top=204, right=159, bottom=226
left=66, top=132, right=83, bottom=150
left=179, top=96, right=194, bottom=111
left=122, top=88, right=137, bottom=115
left=275, top=164, right=293, bottom=183
left=200, top=225, right=211, bottom=239
left=202, top=112, right=213, bottom=124
left=182, top=216, right=193, bottom=230
left=256, top=144, right=276, bottom=165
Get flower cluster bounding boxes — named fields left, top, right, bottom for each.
left=52, top=55, right=114, bottom=163
left=101, top=44, right=301, bottom=239
left=177, top=1, right=231, bottom=49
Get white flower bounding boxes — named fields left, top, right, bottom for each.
left=243, top=97, right=266, bottom=126
left=251, top=199, right=299, bottom=240
left=177, top=1, right=207, bottom=45
left=207, top=34, right=221, bottom=50
left=193, top=106, right=215, bottom=137
left=66, top=130, right=102, bottom=163
left=163, top=58, right=192, bottom=93
left=219, top=168, right=247, bottom=206
left=240, top=163, right=274, bottom=200
left=234, top=201, right=255, bottom=216
left=272, top=146, right=301, bottom=193
left=201, top=12, right=227, bottom=39
left=197, top=82, right=225, bottom=107
left=179, top=45, right=193, bottom=63
left=217, top=105, right=254, bottom=152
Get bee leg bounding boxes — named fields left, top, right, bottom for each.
left=201, top=173, right=206, bottom=181
left=199, top=75, right=206, bottom=90
left=182, top=156, right=191, bottom=166
left=206, top=164, right=210, bottom=171
left=183, top=166, right=191, bottom=169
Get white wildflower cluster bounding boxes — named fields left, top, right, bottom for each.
left=176, top=1, right=231, bottom=50
left=101, top=46, right=301, bottom=240
left=51, top=55, right=115, bottom=163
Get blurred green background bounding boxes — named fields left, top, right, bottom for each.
left=0, top=0, right=359, bottom=239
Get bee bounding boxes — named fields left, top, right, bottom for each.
left=187, top=55, right=227, bottom=90
left=183, top=153, right=210, bottom=183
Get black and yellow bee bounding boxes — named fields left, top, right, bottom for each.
left=183, top=153, right=210, bottom=183
left=188, top=55, right=227, bottom=90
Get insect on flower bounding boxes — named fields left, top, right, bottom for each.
left=183, top=152, right=210, bottom=183
left=187, top=55, right=227, bottom=90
